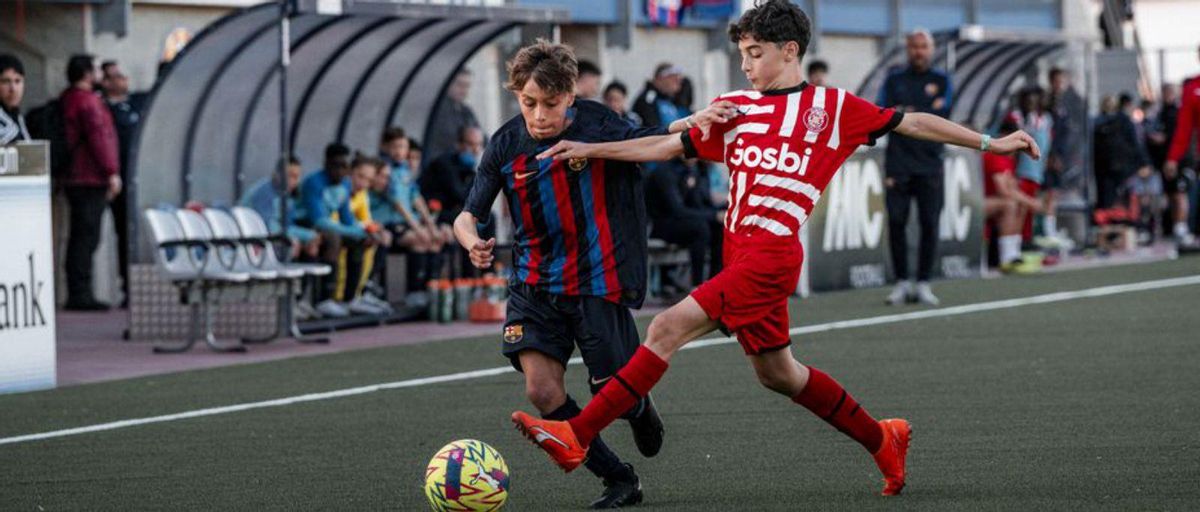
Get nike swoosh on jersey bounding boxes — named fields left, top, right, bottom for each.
left=532, top=427, right=569, bottom=448
left=589, top=376, right=612, bottom=386
left=515, top=170, right=537, bottom=180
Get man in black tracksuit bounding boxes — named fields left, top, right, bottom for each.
left=877, top=30, right=953, bottom=306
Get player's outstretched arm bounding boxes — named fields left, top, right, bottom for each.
left=895, top=112, right=1041, bottom=159
left=453, top=211, right=495, bottom=269
left=538, top=133, right=685, bottom=163
left=664, top=100, right=739, bottom=134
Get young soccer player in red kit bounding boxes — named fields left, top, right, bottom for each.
left=513, top=0, right=1041, bottom=497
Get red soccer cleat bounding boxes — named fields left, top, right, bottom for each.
left=511, top=411, right=588, bottom=473
left=872, top=418, right=912, bottom=496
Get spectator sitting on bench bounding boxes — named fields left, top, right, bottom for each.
left=239, top=156, right=323, bottom=319
left=239, top=155, right=321, bottom=261
left=377, top=127, right=447, bottom=296
left=684, top=160, right=726, bottom=277
left=1125, top=165, right=1167, bottom=239
left=983, top=119, right=1042, bottom=273
left=297, top=143, right=373, bottom=319
left=645, top=158, right=723, bottom=291
left=343, top=155, right=393, bottom=316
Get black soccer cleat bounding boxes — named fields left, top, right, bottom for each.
left=628, top=393, right=664, bottom=458
left=590, top=464, right=643, bottom=509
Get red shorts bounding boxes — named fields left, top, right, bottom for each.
left=690, top=233, right=803, bottom=355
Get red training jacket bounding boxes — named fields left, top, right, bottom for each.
left=60, top=87, right=119, bottom=187
left=1167, top=75, right=1200, bottom=164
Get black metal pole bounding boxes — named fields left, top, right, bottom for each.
left=277, top=0, right=291, bottom=256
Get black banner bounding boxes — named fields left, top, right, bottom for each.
left=803, top=147, right=985, bottom=293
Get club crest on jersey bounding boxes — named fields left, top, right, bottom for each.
left=568, top=157, right=588, bottom=172
left=803, top=107, right=829, bottom=133
left=503, top=324, right=524, bottom=343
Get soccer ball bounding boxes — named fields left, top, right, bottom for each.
left=424, top=439, right=510, bottom=511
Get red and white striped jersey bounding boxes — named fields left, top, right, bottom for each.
left=681, top=82, right=902, bottom=250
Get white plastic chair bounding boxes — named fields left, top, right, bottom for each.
left=142, top=208, right=249, bottom=353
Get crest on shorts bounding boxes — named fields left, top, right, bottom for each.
left=803, top=107, right=829, bottom=133
left=568, top=157, right=588, bottom=172
left=503, top=324, right=524, bottom=344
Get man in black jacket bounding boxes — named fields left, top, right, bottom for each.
left=421, top=125, right=487, bottom=277
left=421, top=125, right=486, bottom=224
left=1093, top=94, right=1150, bottom=209
left=877, top=29, right=954, bottom=306
left=100, top=60, right=146, bottom=307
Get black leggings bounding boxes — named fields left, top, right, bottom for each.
left=885, top=173, right=943, bottom=282
left=315, top=232, right=365, bottom=302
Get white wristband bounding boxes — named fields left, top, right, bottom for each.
left=980, top=134, right=992, bottom=152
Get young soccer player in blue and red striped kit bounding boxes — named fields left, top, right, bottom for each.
left=453, top=41, right=733, bottom=508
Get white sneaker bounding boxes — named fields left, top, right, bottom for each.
left=361, top=292, right=395, bottom=314
left=316, top=299, right=350, bottom=318
left=1174, top=224, right=1195, bottom=246
left=885, top=281, right=913, bottom=306
left=914, top=281, right=940, bottom=306
left=347, top=296, right=387, bottom=315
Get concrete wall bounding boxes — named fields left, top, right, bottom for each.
left=0, top=3, right=88, bottom=108
left=0, top=2, right=230, bottom=108
left=597, top=26, right=729, bottom=110
left=807, top=34, right=885, bottom=92
left=90, top=4, right=232, bottom=97
left=1134, top=0, right=1200, bottom=88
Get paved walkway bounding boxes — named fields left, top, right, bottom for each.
left=56, top=312, right=504, bottom=386
left=55, top=306, right=663, bottom=387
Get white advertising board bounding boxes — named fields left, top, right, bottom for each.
left=0, top=174, right=57, bottom=393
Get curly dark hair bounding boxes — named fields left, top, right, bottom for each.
left=505, top=39, right=578, bottom=97
left=728, top=0, right=812, bottom=56
left=351, top=152, right=386, bottom=171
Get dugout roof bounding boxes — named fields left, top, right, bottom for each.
left=130, top=1, right=563, bottom=261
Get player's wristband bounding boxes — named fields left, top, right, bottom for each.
left=684, top=116, right=696, bottom=130
left=980, top=134, right=992, bottom=152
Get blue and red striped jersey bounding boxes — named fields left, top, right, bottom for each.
left=464, top=100, right=667, bottom=308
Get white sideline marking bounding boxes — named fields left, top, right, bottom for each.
left=3, top=275, right=1198, bottom=446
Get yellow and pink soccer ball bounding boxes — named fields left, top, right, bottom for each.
left=424, top=439, right=509, bottom=511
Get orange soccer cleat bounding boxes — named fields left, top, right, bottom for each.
left=872, top=418, right=912, bottom=496
left=511, top=411, right=588, bottom=473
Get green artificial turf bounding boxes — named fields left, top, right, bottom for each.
left=1, top=258, right=1198, bottom=511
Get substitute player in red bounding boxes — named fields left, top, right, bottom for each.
left=1163, top=46, right=1200, bottom=245
left=512, top=0, right=1040, bottom=497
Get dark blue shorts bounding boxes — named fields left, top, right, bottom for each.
left=502, top=283, right=641, bottom=394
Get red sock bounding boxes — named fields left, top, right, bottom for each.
left=569, top=346, right=668, bottom=447
left=792, top=367, right=884, bottom=453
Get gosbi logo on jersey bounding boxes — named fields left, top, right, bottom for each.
left=728, top=138, right=814, bottom=175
